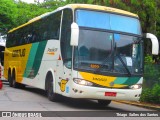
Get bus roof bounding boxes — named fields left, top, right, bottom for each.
left=67, top=4, right=138, bottom=17
left=8, top=4, right=138, bottom=33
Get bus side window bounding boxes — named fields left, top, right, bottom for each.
left=42, top=31, right=47, bottom=40
left=31, top=21, right=42, bottom=42
left=49, top=11, right=61, bottom=40
left=31, top=31, right=37, bottom=42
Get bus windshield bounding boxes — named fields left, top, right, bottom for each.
left=76, top=9, right=141, bottom=35
left=74, top=10, right=143, bottom=76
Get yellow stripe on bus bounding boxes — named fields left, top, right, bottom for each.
left=79, top=72, right=127, bottom=88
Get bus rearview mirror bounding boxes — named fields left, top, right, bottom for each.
left=70, top=22, right=79, bottom=46
left=145, top=33, right=159, bottom=55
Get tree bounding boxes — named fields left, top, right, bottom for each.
left=66, top=0, right=105, bottom=5
left=16, top=1, right=49, bottom=26
left=38, top=0, right=66, bottom=11
left=0, top=0, right=17, bottom=34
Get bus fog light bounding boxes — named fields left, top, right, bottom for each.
left=130, top=84, right=142, bottom=89
left=73, top=78, right=93, bottom=86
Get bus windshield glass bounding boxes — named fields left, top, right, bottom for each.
left=74, top=9, right=143, bottom=76
left=76, top=9, right=141, bottom=35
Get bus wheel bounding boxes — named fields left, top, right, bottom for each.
left=98, top=100, right=111, bottom=106
left=46, top=73, right=57, bottom=102
left=12, top=70, right=19, bottom=88
left=8, top=70, right=12, bottom=87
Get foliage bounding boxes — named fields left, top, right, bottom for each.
left=140, top=84, right=160, bottom=104
left=144, top=55, right=160, bottom=84
left=0, top=0, right=17, bottom=33
left=144, top=54, right=154, bottom=64
left=16, top=1, right=49, bottom=26
left=0, top=0, right=66, bottom=34
left=143, top=63, right=160, bottom=88
left=142, top=55, right=160, bottom=104
left=39, top=0, right=66, bottom=10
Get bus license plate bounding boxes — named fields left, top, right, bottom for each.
left=105, top=92, right=117, bottom=97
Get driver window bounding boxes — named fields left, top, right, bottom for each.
left=60, top=9, right=73, bottom=68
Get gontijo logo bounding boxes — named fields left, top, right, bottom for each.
left=47, top=48, right=58, bottom=55
left=12, top=49, right=26, bottom=57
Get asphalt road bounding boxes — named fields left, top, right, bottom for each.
left=0, top=83, right=159, bottom=120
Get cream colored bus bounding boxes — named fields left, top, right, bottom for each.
left=4, top=4, right=159, bottom=106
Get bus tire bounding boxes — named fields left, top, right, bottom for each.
left=8, top=69, right=13, bottom=87
left=46, top=72, right=58, bottom=102
left=12, top=70, right=19, bottom=88
left=98, top=100, right=111, bottom=106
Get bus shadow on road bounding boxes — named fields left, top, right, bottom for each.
left=19, top=85, right=122, bottom=111
left=57, top=97, right=122, bottom=111
left=3, top=82, right=122, bottom=111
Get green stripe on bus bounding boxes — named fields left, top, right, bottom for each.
left=32, top=40, right=47, bottom=78
left=114, top=77, right=140, bottom=86
left=23, top=43, right=39, bottom=78
left=123, top=77, right=140, bottom=85
left=114, top=77, right=128, bottom=84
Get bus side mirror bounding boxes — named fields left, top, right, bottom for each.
left=145, top=33, right=159, bottom=55
left=70, top=22, right=79, bottom=46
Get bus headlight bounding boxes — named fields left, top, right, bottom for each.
left=73, top=78, right=93, bottom=86
left=129, top=84, right=142, bottom=89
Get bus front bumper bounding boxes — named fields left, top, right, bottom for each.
left=69, top=84, right=142, bottom=101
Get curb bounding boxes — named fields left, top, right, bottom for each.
left=115, top=100, right=160, bottom=111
